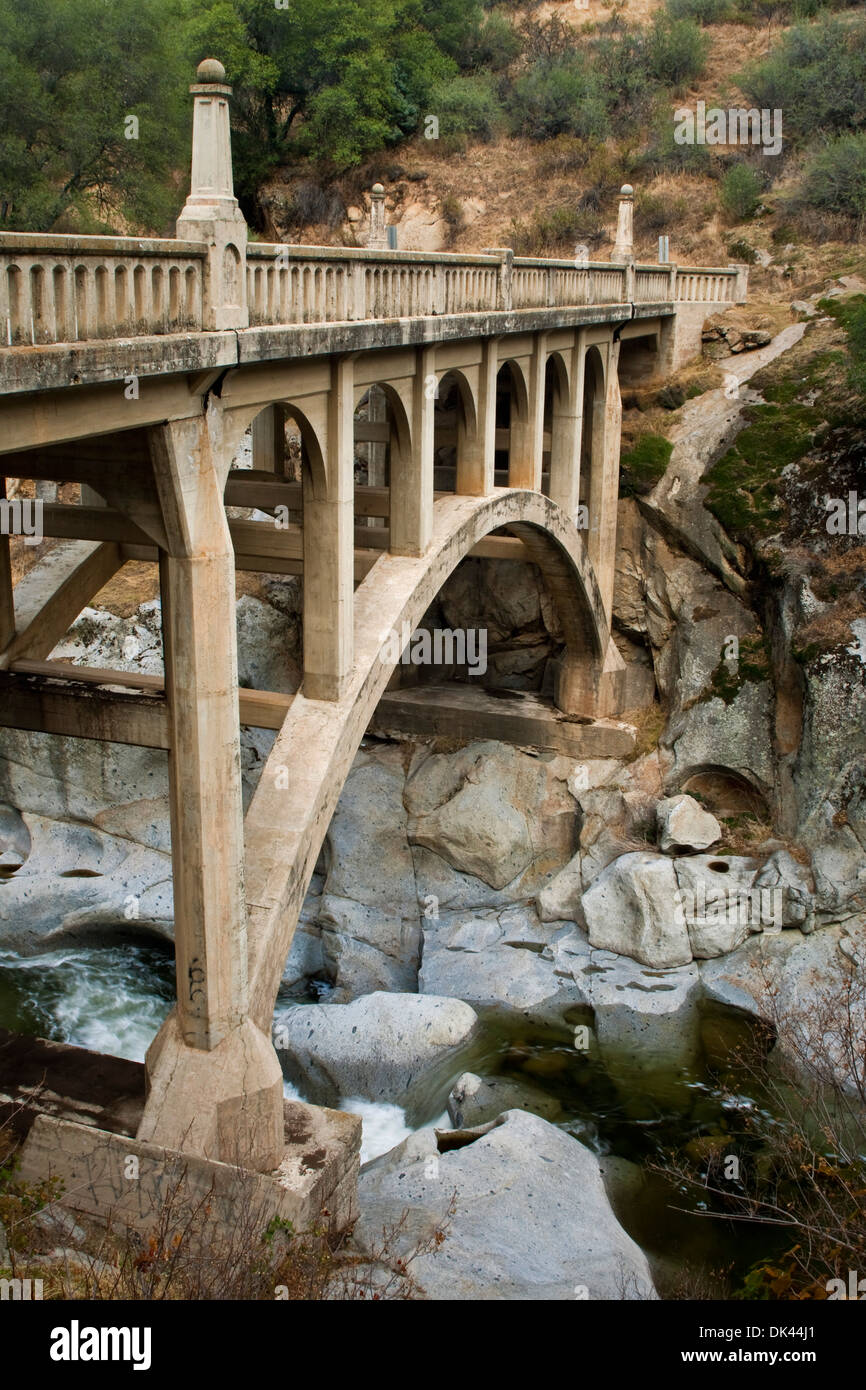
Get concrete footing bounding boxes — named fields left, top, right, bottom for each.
left=1, top=1031, right=361, bottom=1238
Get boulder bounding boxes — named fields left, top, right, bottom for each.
left=409, top=779, right=533, bottom=890
left=581, top=852, right=691, bottom=968
left=354, top=1110, right=656, bottom=1300
left=419, top=905, right=579, bottom=1026
left=656, top=795, right=721, bottom=854
left=405, top=742, right=575, bottom=895
left=317, top=750, right=421, bottom=996
left=446, top=1072, right=563, bottom=1128
left=536, top=851, right=582, bottom=923
left=273, top=992, right=480, bottom=1112
left=674, top=854, right=761, bottom=958
left=752, top=850, right=814, bottom=932
left=662, top=681, right=776, bottom=801
left=0, top=811, right=173, bottom=952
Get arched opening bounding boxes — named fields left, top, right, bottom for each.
left=679, top=766, right=770, bottom=822
left=432, top=370, right=477, bottom=495
left=543, top=352, right=571, bottom=507
left=495, top=360, right=529, bottom=488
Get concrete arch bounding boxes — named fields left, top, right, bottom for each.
left=243, top=488, right=614, bottom=1032
left=436, top=367, right=478, bottom=436
left=352, top=379, right=413, bottom=481
left=546, top=349, right=570, bottom=398
left=229, top=399, right=327, bottom=492
left=433, top=368, right=478, bottom=494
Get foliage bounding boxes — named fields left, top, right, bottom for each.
left=720, top=163, right=762, bottom=222
left=619, top=433, right=673, bottom=496
left=646, top=15, right=709, bottom=88
left=429, top=73, right=505, bottom=146
left=184, top=0, right=474, bottom=196
left=0, top=0, right=187, bottom=232
left=665, top=0, right=732, bottom=23
left=737, top=17, right=866, bottom=146
left=509, top=61, right=609, bottom=143
left=798, top=134, right=866, bottom=227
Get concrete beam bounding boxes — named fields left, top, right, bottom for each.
left=371, top=684, right=635, bottom=758
left=0, top=539, right=123, bottom=670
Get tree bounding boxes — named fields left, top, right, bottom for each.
left=183, top=0, right=474, bottom=203
left=0, top=0, right=187, bottom=232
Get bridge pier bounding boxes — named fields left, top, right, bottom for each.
left=390, top=345, right=435, bottom=557
left=303, top=355, right=356, bottom=700
left=138, top=415, right=284, bottom=1172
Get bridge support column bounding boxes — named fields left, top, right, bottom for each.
left=252, top=405, right=289, bottom=475
left=303, top=356, right=355, bottom=699
left=549, top=331, right=585, bottom=519
left=390, top=346, right=434, bottom=557
left=457, top=338, right=497, bottom=496
left=137, top=415, right=283, bottom=1173
left=509, top=332, right=546, bottom=491
left=587, top=338, right=622, bottom=627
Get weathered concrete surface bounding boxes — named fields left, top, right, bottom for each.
left=16, top=1102, right=361, bottom=1237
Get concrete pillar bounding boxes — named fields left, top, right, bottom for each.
left=303, top=356, right=354, bottom=700
left=176, top=59, right=248, bottom=331
left=369, top=184, right=387, bottom=250
left=0, top=479, right=14, bottom=652
left=549, top=331, right=585, bottom=521
left=611, top=184, right=634, bottom=264
left=457, top=338, right=497, bottom=497
left=483, top=247, right=514, bottom=312
left=509, top=334, right=546, bottom=491
left=587, top=339, right=622, bottom=626
left=252, top=405, right=289, bottom=475
left=137, top=415, right=283, bottom=1172
left=390, top=345, right=435, bottom=557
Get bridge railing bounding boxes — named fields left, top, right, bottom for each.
left=0, top=233, right=207, bottom=346
left=0, top=232, right=745, bottom=347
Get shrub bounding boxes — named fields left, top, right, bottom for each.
left=665, top=0, right=732, bottom=23
left=798, top=133, right=866, bottom=227
left=647, top=15, right=709, bottom=87
left=737, top=17, right=866, bottom=145
left=635, top=190, right=687, bottom=232
left=461, top=12, right=523, bottom=71
left=510, top=61, right=609, bottom=142
left=508, top=205, right=606, bottom=256
left=720, top=163, right=762, bottom=222
left=726, top=238, right=758, bottom=263
left=428, top=73, right=505, bottom=143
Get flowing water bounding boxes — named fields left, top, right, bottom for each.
left=0, top=941, right=787, bottom=1294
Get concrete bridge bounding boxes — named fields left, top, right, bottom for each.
left=0, top=61, right=746, bottom=1190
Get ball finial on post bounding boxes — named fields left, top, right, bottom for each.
left=196, top=57, right=227, bottom=84
left=369, top=183, right=388, bottom=250
left=177, top=58, right=249, bottom=330
left=611, top=183, right=635, bottom=264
